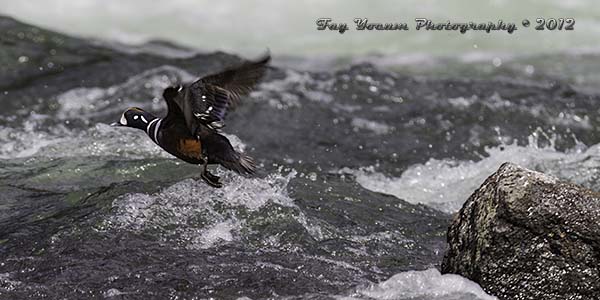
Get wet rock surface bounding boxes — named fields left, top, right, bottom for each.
left=442, top=162, right=600, bottom=300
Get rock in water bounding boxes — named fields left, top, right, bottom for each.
left=442, top=162, right=600, bottom=300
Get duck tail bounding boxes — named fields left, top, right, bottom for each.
left=238, top=154, right=257, bottom=174
left=221, top=152, right=256, bottom=175
left=203, top=133, right=257, bottom=175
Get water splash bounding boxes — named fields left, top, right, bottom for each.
left=99, top=169, right=326, bottom=250
left=344, top=269, right=497, bottom=300
left=340, top=132, right=594, bottom=213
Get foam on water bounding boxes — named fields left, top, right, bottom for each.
left=0, top=122, right=170, bottom=159
left=100, top=169, right=324, bottom=250
left=343, top=268, right=497, bottom=300
left=56, top=65, right=195, bottom=121
left=446, top=93, right=593, bottom=131
left=340, top=132, right=595, bottom=213
left=193, top=219, right=239, bottom=249
left=351, top=118, right=393, bottom=135
left=252, top=69, right=334, bottom=110
left=0, top=65, right=252, bottom=160
left=0, top=122, right=249, bottom=161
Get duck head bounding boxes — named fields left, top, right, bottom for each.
left=111, top=107, right=157, bottom=130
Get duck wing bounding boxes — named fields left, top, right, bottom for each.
left=198, top=51, right=271, bottom=110
left=177, top=52, right=271, bottom=135
left=161, top=85, right=186, bottom=124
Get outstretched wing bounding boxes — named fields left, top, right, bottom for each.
left=200, top=51, right=271, bottom=106
left=186, top=52, right=271, bottom=124
left=161, top=86, right=185, bottom=122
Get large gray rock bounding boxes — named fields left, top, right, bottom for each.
left=442, top=162, right=600, bottom=300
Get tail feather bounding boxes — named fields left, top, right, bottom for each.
left=239, top=154, right=256, bottom=174
left=204, top=132, right=257, bottom=175
left=220, top=153, right=256, bottom=175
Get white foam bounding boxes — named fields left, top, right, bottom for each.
left=344, top=269, right=497, bottom=300
left=191, top=219, right=239, bottom=249
left=340, top=133, right=593, bottom=213
left=103, top=288, right=126, bottom=298
left=102, top=169, right=325, bottom=249
left=0, top=122, right=170, bottom=159
left=447, top=96, right=476, bottom=108
left=0, top=273, right=24, bottom=292
left=0, top=122, right=248, bottom=160
left=56, top=65, right=195, bottom=121
left=351, top=118, right=392, bottom=135
left=449, top=94, right=592, bottom=131
left=0, top=66, right=206, bottom=159
left=0, top=63, right=253, bottom=160
left=252, top=70, right=334, bottom=109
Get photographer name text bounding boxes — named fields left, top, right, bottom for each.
left=316, top=18, right=575, bottom=34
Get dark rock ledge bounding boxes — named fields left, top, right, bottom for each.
left=442, top=162, right=600, bottom=300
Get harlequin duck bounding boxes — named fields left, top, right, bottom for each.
left=112, top=53, right=270, bottom=188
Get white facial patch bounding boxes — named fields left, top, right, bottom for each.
left=140, top=115, right=148, bottom=123
left=133, top=115, right=139, bottom=120
left=120, top=113, right=127, bottom=126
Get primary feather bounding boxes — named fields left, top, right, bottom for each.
left=175, top=51, right=271, bottom=135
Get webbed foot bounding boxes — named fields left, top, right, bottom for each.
left=201, top=170, right=223, bottom=188
left=200, top=164, right=223, bottom=188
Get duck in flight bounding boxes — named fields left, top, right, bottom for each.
left=112, top=53, right=270, bottom=188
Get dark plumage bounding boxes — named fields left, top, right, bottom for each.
left=112, top=53, right=270, bottom=188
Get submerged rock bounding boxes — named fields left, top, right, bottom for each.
left=442, top=162, right=600, bottom=300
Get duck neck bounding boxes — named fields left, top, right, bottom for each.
left=145, top=117, right=162, bottom=144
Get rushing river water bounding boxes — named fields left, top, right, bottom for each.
left=1, top=11, right=600, bottom=299
left=2, top=0, right=600, bottom=58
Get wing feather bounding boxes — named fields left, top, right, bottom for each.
left=199, top=51, right=271, bottom=105
left=166, top=52, right=270, bottom=137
